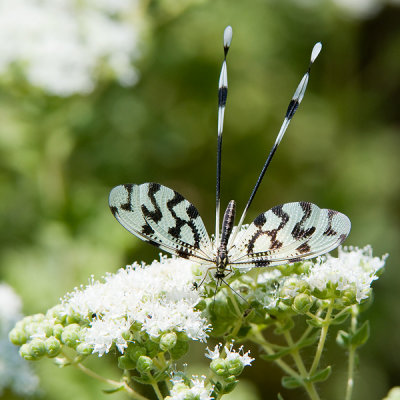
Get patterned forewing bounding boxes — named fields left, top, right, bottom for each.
left=229, top=202, right=350, bottom=268
left=109, top=184, right=213, bottom=262
left=109, top=184, right=151, bottom=242
left=138, top=183, right=214, bottom=261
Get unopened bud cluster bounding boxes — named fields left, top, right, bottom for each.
left=206, top=343, right=254, bottom=396
left=9, top=306, right=92, bottom=362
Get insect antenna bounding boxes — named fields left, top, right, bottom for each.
left=220, top=277, right=251, bottom=307
left=231, top=42, right=323, bottom=242
left=215, top=25, right=233, bottom=247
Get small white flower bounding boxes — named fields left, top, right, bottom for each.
left=305, top=245, right=387, bottom=302
left=62, top=256, right=210, bottom=356
left=169, top=375, right=212, bottom=400
left=206, top=342, right=254, bottom=367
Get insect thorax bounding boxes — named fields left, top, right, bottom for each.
left=215, top=200, right=236, bottom=276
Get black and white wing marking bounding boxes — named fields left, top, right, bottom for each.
left=228, top=201, right=351, bottom=268
left=109, top=183, right=214, bottom=262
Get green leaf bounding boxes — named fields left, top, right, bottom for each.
left=297, top=330, right=320, bottom=349
left=336, top=330, right=351, bottom=348
left=277, top=393, right=285, bottom=400
left=306, top=318, right=323, bottom=328
left=308, top=366, right=331, bottom=383
left=261, top=347, right=292, bottom=361
left=330, top=312, right=350, bottom=325
left=102, top=385, right=125, bottom=394
left=237, top=325, right=252, bottom=338
left=281, top=376, right=303, bottom=389
left=274, top=318, right=295, bottom=334
left=351, top=320, right=370, bottom=347
left=132, top=375, right=151, bottom=385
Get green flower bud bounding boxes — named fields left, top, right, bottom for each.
left=225, top=375, right=237, bottom=383
left=210, top=358, right=228, bottom=377
left=136, top=355, right=153, bottom=374
left=121, top=330, right=133, bottom=341
left=295, top=261, right=313, bottom=275
left=224, top=376, right=238, bottom=393
left=53, top=324, right=64, bottom=340
left=42, top=321, right=54, bottom=337
left=21, top=316, right=34, bottom=326
left=126, top=343, right=147, bottom=362
left=118, top=354, right=136, bottom=370
left=277, top=301, right=291, bottom=312
left=45, top=337, right=61, bottom=358
left=169, top=340, right=189, bottom=360
left=195, top=299, right=207, bottom=311
left=340, top=289, right=357, bottom=307
left=24, top=322, right=41, bottom=337
left=145, top=340, right=160, bottom=358
left=227, top=357, right=244, bottom=376
left=32, top=313, right=45, bottom=323
left=311, top=288, right=330, bottom=300
left=19, top=343, right=35, bottom=361
left=160, top=332, right=177, bottom=351
left=61, top=325, right=81, bottom=348
left=76, top=343, right=93, bottom=356
left=30, top=338, right=46, bottom=359
left=46, top=305, right=66, bottom=324
left=66, top=314, right=82, bottom=325
left=9, top=327, right=27, bottom=345
left=293, top=293, right=313, bottom=314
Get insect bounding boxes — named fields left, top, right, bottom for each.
left=109, top=26, right=351, bottom=288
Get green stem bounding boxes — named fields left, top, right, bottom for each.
left=309, top=300, right=334, bottom=376
left=284, top=331, right=320, bottom=400
left=345, top=347, right=356, bottom=400
left=147, top=373, right=163, bottom=400
left=151, top=382, right=163, bottom=400
left=61, top=352, right=148, bottom=400
left=345, top=306, right=358, bottom=400
left=250, top=330, right=303, bottom=381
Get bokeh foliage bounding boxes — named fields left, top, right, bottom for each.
left=0, top=0, right=399, bottom=399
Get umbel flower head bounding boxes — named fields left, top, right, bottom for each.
left=63, top=256, right=210, bottom=356
left=254, top=245, right=387, bottom=314
left=10, top=257, right=210, bottom=363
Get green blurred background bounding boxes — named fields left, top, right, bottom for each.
left=1, top=0, right=399, bottom=399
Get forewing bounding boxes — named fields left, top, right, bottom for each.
left=109, top=183, right=214, bottom=262
left=229, top=201, right=350, bottom=268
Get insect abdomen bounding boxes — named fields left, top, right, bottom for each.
left=220, top=200, right=236, bottom=247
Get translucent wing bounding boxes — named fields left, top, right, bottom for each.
left=109, top=183, right=214, bottom=262
left=228, top=201, right=351, bottom=268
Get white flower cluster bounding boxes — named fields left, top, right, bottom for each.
left=168, top=375, right=212, bottom=400
left=256, top=245, right=387, bottom=308
left=0, top=0, right=141, bottom=96
left=305, top=245, right=387, bottom=302
left=206, top=342, right=254, bottom=367
left=0, top=284, right=39, bottom=396
left=63, top=257, right=209, bottom=356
